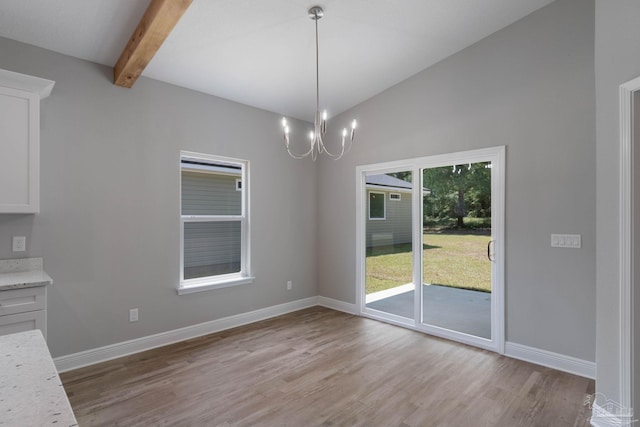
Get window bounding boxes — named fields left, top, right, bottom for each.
left=389, top=193, right=401, bottom=201
left=368, top=191, right=385, bottom=220
left=179, top=151, right=252, bottom=294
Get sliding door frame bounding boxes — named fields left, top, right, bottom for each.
left=355, top=146, right=505, bottom=354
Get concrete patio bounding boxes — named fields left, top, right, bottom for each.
left=365, top=284, right=491, bottom=339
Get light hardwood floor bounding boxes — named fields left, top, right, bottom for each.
left=61, top=307, right=594, bottom=426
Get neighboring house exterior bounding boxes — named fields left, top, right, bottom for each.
left=366, top=174, right=413, bottom=247
left=181, top=162, right=242, bottom=278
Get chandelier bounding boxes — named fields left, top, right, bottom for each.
left=281, top=6, right=357, bottom=161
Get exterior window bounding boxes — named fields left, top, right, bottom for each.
left=389, top=193, right=401, bottom=201
left=179, top=151, right=252, bottom=294
left=368, top=191, right=386, bottom=220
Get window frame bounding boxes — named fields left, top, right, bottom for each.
left=178, top=151, right=253, bottom=295
left=368, top=191, right=386, bottom=220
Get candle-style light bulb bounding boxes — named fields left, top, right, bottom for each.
left=282, top=117, right=287, bottom=128
left=351, top=120, right=357, bottom=129
left=283, top=125, right=290, bottom=145
left=309, top=131, right=315, bottom=140
left=320, top=110, right=327, bottom=135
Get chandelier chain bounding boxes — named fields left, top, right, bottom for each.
left=315, top=10, right=320, bottom=113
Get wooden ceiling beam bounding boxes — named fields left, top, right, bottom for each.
left=114, top=0, right=192, bottom=88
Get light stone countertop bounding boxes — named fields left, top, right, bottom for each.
left=0, top=330, right=77, bottom=426
left=0, top=258, right=52, bottom=291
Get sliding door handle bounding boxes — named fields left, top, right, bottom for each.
left=487, top=240, right=495, bottom=262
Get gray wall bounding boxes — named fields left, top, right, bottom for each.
left=317, top=0, right=596, bottom=361
left=594, top=0, right=640, bottom=405
left=0, top=37, right=317, bottom=358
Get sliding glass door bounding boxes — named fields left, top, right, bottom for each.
left=356, top=147, right=504, bottom=352
left=421, top=162, right=492, bottom=339
left=364, top=171, right=414, bottom=320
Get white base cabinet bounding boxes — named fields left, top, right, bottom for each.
left=0, top=286, right=47, bottom=339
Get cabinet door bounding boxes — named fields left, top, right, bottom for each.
left=0, top=86, right=39, bottom=213
left=0, top=286, right=46, bottom=316
left=0, top=310, right=46, bottom=338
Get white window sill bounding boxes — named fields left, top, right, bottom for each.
left=177, top=276, right=255, bottom=295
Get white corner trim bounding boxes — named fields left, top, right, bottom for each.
left=504, top=342, right=595, bottom=379
left=317, top=296, right=358, bottom=315
left=618, top=77, right=637, bottom=415
left=54, top=297, right=318, bottom=373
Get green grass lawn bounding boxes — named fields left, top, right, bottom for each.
left=365, top=232, right=492, bottom=295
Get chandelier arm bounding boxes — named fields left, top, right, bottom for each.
left=343, top=139, right=354, bottom=154
left=317, top=138, right=346, bottom=160
left=343, top=134, right=355, bottom=154
left=286, top=142, right=316, bottom=159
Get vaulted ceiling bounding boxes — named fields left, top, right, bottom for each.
left=0, top=0, right=555, bottom=121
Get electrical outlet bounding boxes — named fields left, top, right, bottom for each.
left=129, top=308, right=139, bottom=322
left=287, top=280, right=292, bottom=290
left=12, top=236, right=26, bottom=252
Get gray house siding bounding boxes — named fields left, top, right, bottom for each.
left=366, top=190, right=412, bottom=247
left=181, top=171, right=241, bottom=216
left=182, top=171, right=241, bottom=275
left=183, top=222, right=241, bottom=277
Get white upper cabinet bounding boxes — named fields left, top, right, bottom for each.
left=0, top=70, right=54, bottom=214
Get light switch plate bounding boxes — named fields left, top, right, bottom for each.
left=12, top=236, right=26, bottom=252
left=551, top=234, right=581, bottom=248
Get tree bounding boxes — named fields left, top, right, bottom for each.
left=387, top=171, right=412, bottom=182
left=423, top=162, right=491, bottom=228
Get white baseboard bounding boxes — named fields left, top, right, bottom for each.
left=590, top=402, right=635, bottom=426
left=54, top=297, right=318, bottom=373
left=317, top=296, right=357, bottom=314
left=504, top=341, right=595, bottom=379
left=54, top=296, right=597, bottom=384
